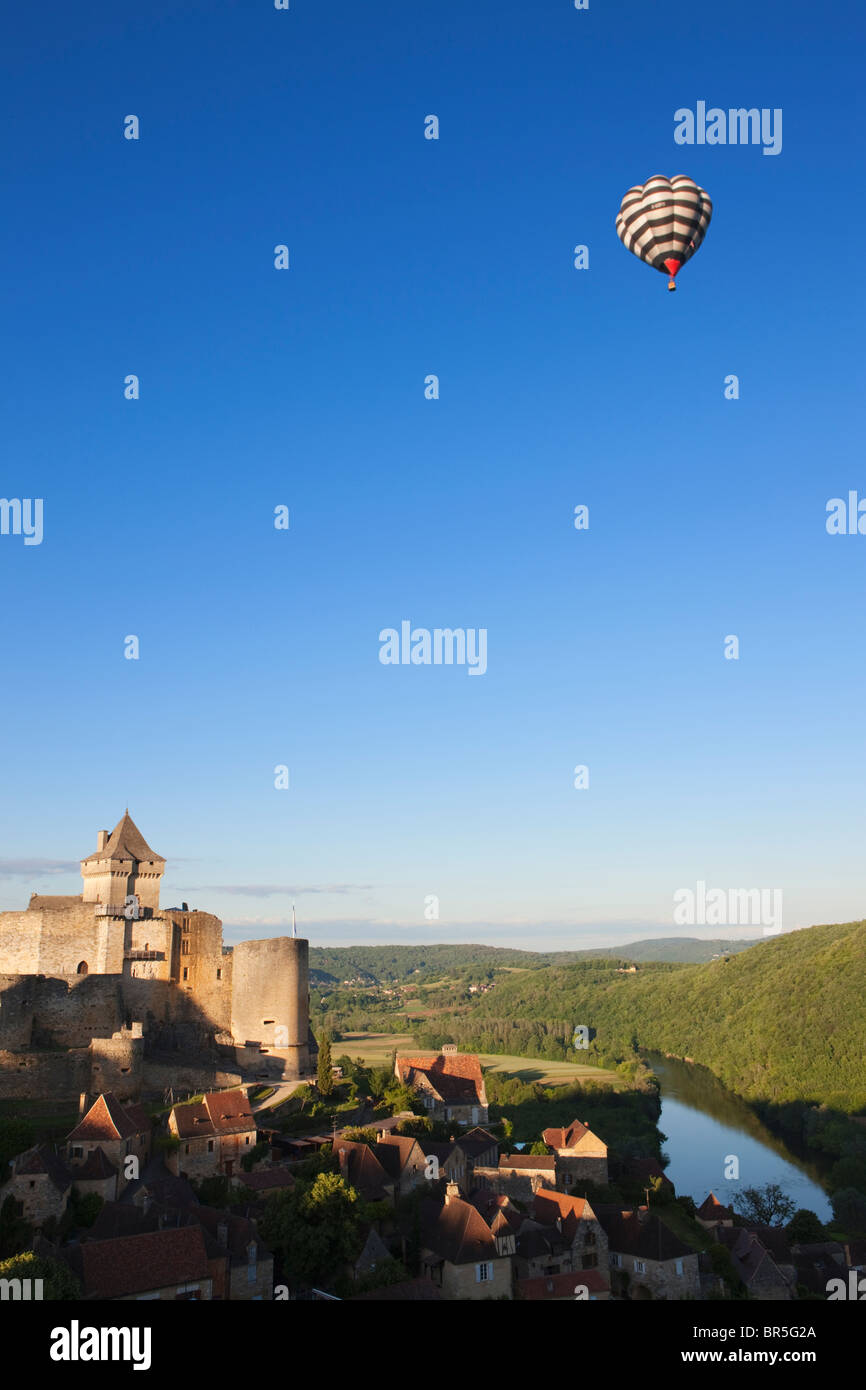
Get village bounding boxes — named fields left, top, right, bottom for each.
left=2, top=1044, right=859, bottom=1302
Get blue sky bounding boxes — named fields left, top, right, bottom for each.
left=1, top=0, right=864, bottom=949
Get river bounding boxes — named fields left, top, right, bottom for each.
left=647, top=1053, right=833, bottom=1222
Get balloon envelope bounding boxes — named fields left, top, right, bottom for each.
left=616, top=175, right=712, bottom=285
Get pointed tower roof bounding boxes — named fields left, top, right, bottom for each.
left=82, top=812, right=165, bottom=864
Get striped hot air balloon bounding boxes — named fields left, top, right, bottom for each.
left=616, top=175, right=712, bottom=291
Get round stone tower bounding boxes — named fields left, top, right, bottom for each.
left=230, top=936, right=314, bottom=1079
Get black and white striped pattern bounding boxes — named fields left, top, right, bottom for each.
left=616, top=175, right=712, bottom=273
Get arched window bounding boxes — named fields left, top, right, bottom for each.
left=76, top=961, right=88, bottom=975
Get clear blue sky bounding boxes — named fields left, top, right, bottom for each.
left=1, top=0, right=864, bottom=949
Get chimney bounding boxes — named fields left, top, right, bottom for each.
left=78, top=1091, right=89, bottom=1117
left=338, top=1147, right=348, bottom=1176
left=97, top=830, right=108, bottom=852
left=444, top=1181, right=460, bottom=1205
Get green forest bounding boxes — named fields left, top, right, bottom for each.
left=308, top=936, right=759, bottom=983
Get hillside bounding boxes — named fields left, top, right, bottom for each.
left=456, top=919, right=866, bottom=1112
left=308, top=937, right=759, bottom=983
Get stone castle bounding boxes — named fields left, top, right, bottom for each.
left=0, top=813, right=317, bottom=1101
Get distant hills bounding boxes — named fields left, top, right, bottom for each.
left=459, top=919, right=866, bottom=1112
left=308, top=937, right=759, bottom=984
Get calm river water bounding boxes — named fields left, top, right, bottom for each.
left=647, top=1053, right=833, bottom=1221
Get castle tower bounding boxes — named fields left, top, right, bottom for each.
left=230, top=937, right=315, bottom=1079
left=80, top=812, right=165, bottom=914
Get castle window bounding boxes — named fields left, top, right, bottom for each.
left=216, top=968, right=222, bottom=980
left=182, top=968, right=189, bottom=981
left=181, top=940, right=190, bottom=956
left=208, top=1140, right=214, bottom=1153
left=77, top=961, right=88, bottom=975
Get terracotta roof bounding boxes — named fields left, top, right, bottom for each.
left=67, top=1093, right=144, bottom=1144
left=395, top=1053, right=486, bottom=1106
left=234, top=1168, right=296, bottom=1193
left=82, top=812, right=165, bottom=865
left=337, top=1141, right=394, bottom=1199
left=499, top=1154, right=556, bottom=1171
left=421, top=1195, right=498, bottom=1266
left=541, top=1119, right=599, bottom=1150
left=373, top=1135, right=426, bottom=1182
left=596, top=1206, right=695, bottom=1263
left=518, top=1270, right=609, bottom=1300
left=697, top=1191, right=733, bottom=1219
left=533, top=1190, right=591, bottom=1225
left=80, top=1225, right=210, bottom=1299
left=171, top=1089, right=256, bottom=1140
left=455, top=1129, right=498, bottom=1158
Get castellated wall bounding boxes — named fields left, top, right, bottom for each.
left=231, top=937, right=312, bottom=1078
left=0, top=1048, right=91, bottom=1099
left=0, top=902, right=124, bottom=977
left=0, top=976, right=36, bottom=1049
left=90, top=1026, right=144, bottom=1101
left=32, top=975, right=124, bottom=1048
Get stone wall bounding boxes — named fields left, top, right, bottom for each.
left=231, top=937, right=311, bottom=1078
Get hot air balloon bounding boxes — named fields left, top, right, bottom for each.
left=616, top=175, right=712, bottom=291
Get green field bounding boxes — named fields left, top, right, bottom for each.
left=337, top=1033, right=620, bottom=1087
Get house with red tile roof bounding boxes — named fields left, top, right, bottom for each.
left=596, top=1204, right=701, bottom=1300
left=541, top=1117, right=608, bottom=1187
left=76, top=1225, right=213, bottom=1300
left=418, top=1183, right=512, bottom=1299
left=519, top=1188, right=609, bottom=1282
left=65, top=1092, right=152, bottom=1199
left=372, top=1134, right=428, bottom=1196
left=394, top=1047, right=488, bottom=1125
left=167, top=1088, right=258, bottom=1180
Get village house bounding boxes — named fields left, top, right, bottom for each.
left=1, top=1144, right=71, bottom=1227
left=522, top=1189, right=608, bottom=1281
left=596, top=1205, right=700, bottom=1300
left=418, top=1183, right=512, bottom=1300
left=74, top=1224, right=214, bottom=1300
left=336, top=1139, right=396, bottom=1203
left=167, top=1088, right=258, bottom=1180
left=65, top=1092, right=152, bottom=1201
left=394, top=1047, right=488, bottom=1126
left=696, top=1191, right=735, bottom=1228
left=714, top=1224, right=795, bottom=1300
left=541, top=1118, right=608, bottom=1188
left=373, top=1134, right=428, bottom=1197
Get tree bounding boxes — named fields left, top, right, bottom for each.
left=528, top=1140, right=549, bottom=1156
left=260, top=1172, right=362, bottom=1290
left=342, top=1127, right=377, bottom=1146
left=0, top=1250, right=81, bottom=1300
left=732, top=1183, right=796, bottom=1227
left=785, top=1209, right=826, bottom=1244
left=0, top=1195, right=32, bottom=1260
left=317, top=1033, right=334, bottom=1097
left=831, top=1187, right=866, bottom=1235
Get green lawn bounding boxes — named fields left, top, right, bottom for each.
left=335, top=1033, right=620, bottom=1088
